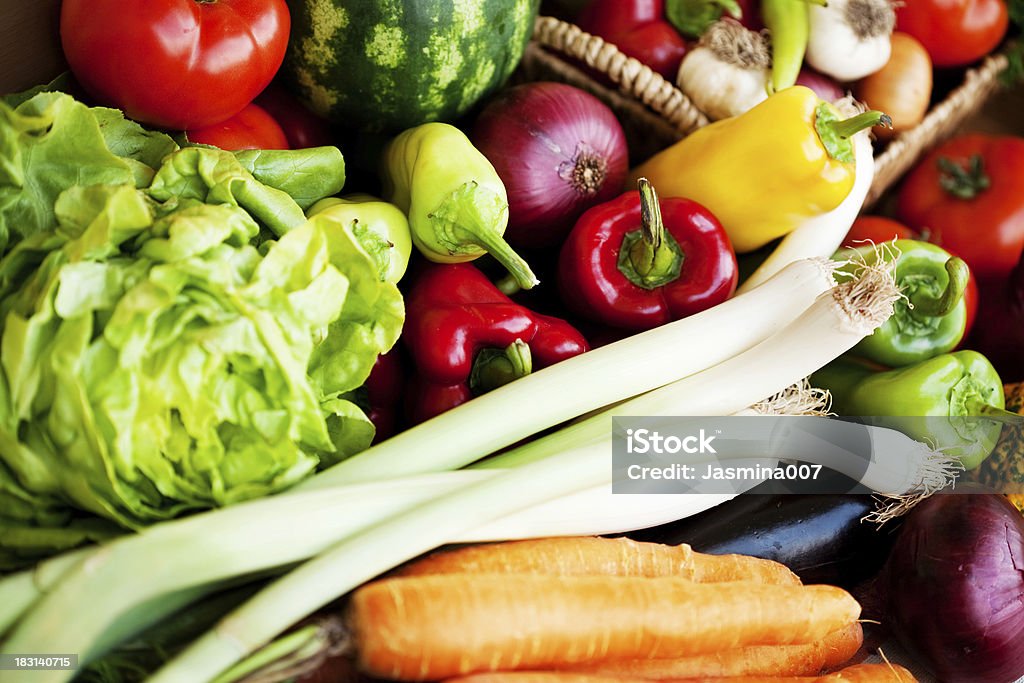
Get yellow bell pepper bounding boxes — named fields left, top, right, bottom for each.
left=629, top=86, right=890, bottom=253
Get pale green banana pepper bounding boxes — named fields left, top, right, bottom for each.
left=381, top=122, right=539, bottom=289
left=308, top=194, right=412, bottom=283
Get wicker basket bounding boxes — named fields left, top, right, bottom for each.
left=517, top=16, right=1010, bottom=206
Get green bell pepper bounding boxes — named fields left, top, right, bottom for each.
left=381, top=122, right=538, bottom=290
left=812, top=350, right=1006, bottom=470
left=308, top=195, right=412, bottom=284
left=837, top=239, right=970, bottom=367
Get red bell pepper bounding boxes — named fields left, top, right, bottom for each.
left=404, top=263, right=590, bottom=424
left=576, top=0, right=688, bottom=80
left=363, top=350, right=405, bottom=443
left=558, top=179, right=738, bottom=330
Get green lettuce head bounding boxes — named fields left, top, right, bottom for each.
left=0, top=181, right=402, bottom=564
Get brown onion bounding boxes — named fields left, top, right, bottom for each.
left=472, top=82, right=628, bottom=249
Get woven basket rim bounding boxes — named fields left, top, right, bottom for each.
left=530, top=14, right=1011, bottom=206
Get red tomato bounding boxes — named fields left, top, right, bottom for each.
left=187, top=103, right=289, bottom=151
left=895, top=0, right=1008, bottom=68
left=898, top=134, right=1024, bottom=284
left=842, top=216, right=918, bottom=248
left=255, top=85, right=335, bottom=149
left=60, top=0, right=290, bottom=130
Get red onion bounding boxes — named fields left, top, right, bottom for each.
left=473, top=82, right=629, bottom=249
left=796, top=67, right=845, bottom=103
left=881, top=493, right=1024, bottom=683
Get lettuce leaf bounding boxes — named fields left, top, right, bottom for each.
left=0, top=184, right=402, bottom=541
left=0, top=92, right=178, bottom=256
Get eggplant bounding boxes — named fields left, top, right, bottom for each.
left=629, top=487, right=901, bottom=587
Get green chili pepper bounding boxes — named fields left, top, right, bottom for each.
left=307, top=194, right=412, bottom=283
left=381, top=122, right=539, bottom=290
left=837, top=240, right=970, bottom=367
left=762, top=0, right=826, bottom=94
left=812, top=351, right=1007, bottom=469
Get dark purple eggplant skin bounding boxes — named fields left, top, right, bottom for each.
left=629, top=492, right=901, bottom=587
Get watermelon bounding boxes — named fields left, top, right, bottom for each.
left=284, top=0, right=540, bottom=133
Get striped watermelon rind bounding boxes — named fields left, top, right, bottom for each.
left=285, top=0, right=540, bottom=133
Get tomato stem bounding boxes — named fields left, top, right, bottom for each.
left=938, top=155, right=991, bottom=200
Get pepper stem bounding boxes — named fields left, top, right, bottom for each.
left=815, top=103, right=893, bottom=163
left=468, top=340, right=533, bottom=395
left=638, top=178, right=664, bottom=251
left=938, top=155, right=991, bottom=200
left=431, top=182, right=540, bottom=290
left=908, top=257, right=970, bottom=318
left=617, top=180, right=685, bottom=290
left=966, top=400, right=1024, bottom=424
left=464, top=228, right=540, bottom=291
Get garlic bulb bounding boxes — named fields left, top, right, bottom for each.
left=676, top=19, right=771, bottom=121
left=806, top=0, right=895, bottom=82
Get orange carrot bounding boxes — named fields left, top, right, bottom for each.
left=348, top=574, right=861, bottom=681
left=399, top=537, right=800, bottom=586
left=565, top=622, right=863, bottom=679
left=442, top=663, right=916, bottom=683
left=442, top=674, right=657, bottom=683
left=819, top=663, right=918, bottom=683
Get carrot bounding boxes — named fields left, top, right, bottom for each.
left=444, top=675, right=816, bottom=683
left=442, top=663, right=916, bottom=683
left=399, top=537, right=800, bottom=586
left=442, top=674, right=656, bottom=683
left=565, top=622, right=863, bottom=679
left=819, top=663, right=917, bottom=682
left=348, top=574, right=861, bottom=681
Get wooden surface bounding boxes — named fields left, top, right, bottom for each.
left=0, top=0, right=64, bottom=94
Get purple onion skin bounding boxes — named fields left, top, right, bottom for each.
left=883, top=493, right=1024, bottom=683
left=795, top=68, right=845, bottom=103
left=472, top=82, right=629, bottom=249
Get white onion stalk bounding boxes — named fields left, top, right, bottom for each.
left=302, top=257, right=838, bottom=490
left=676, top=19, right=771, bottom=121
left=807, top=0, right=895, bottom=82
left=0, top=385, right=831, bottom=658
left=466, top=381, right=835, bottom=542
left=738, top=99, right=877, bottom=293
left=0, top=385, right=831, bottom=664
